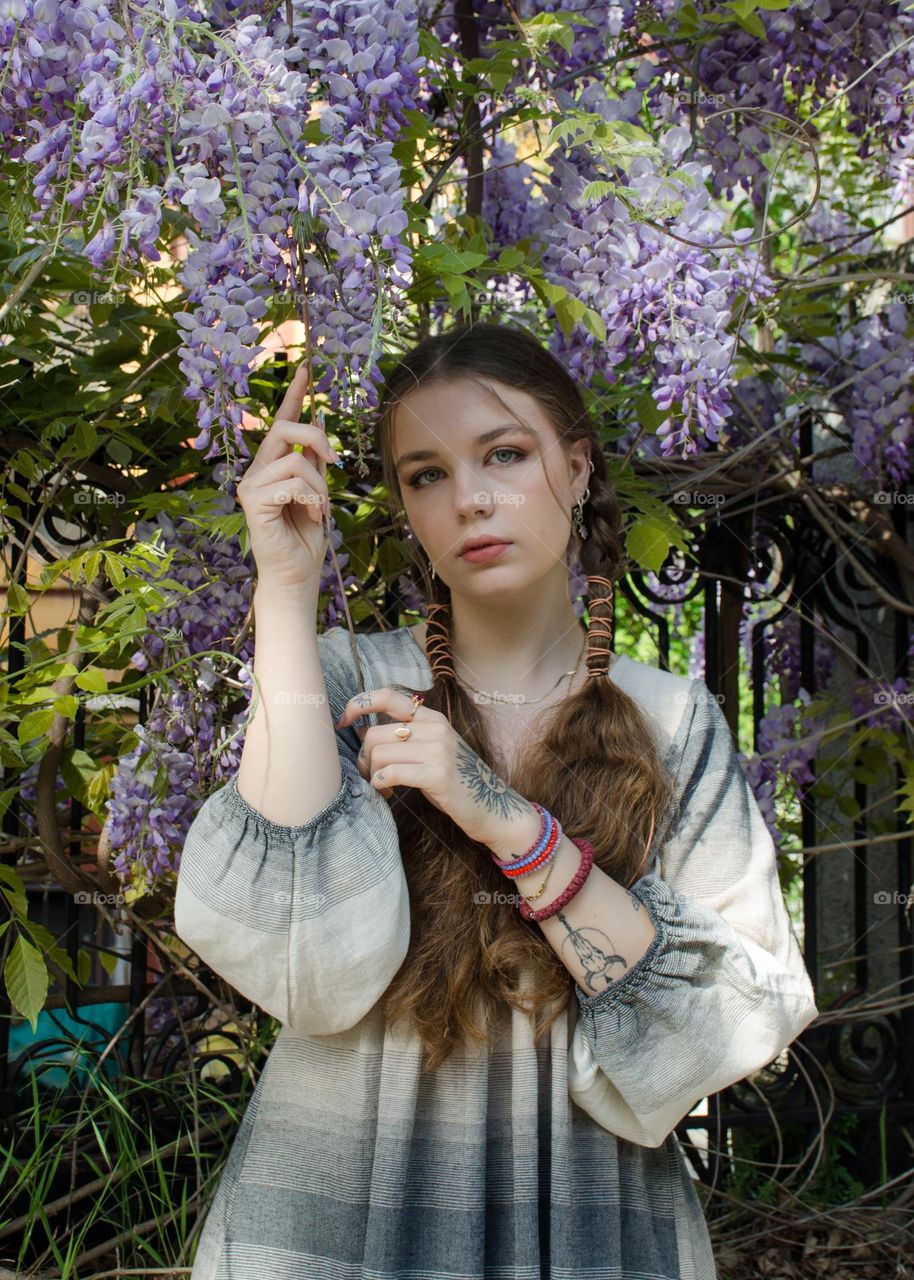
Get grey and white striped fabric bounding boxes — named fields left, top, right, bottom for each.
left=175, top=626, right=818, bottom=1280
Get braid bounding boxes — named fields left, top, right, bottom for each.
left=579, top=454, right=625, bottom=680
left=583, top=574, right=614, bottom=679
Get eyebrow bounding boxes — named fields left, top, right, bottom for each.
left=395, top=424, right=540, bottom=470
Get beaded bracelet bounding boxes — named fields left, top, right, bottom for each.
left=490, top=802, right=563, bottom=877
left=498, top=817, right=562, bottom=879
left=518, top=837, right=595, bottom=922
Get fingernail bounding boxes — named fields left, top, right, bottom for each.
left=333, top=458, right=344, bottom=469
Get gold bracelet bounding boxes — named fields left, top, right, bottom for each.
left=521, top=845, right=561, bottom=903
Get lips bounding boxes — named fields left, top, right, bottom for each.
left=459, top=538, right=512, bottom=556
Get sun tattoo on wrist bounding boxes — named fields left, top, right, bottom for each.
left=455, top=740, right=529, bottom=821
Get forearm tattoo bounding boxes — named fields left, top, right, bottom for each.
left=455, top=739, right=530, bottom=821
left=556, top=911, right=628, bottom=996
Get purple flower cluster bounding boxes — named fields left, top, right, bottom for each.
left=3, top=0, right=425, bottom=469
left=104, top=483, right=356, bottom=885
left=800, top=302, right=913, bottom=490
left=104, top=492, right=255, bottom=885
left=644, top=0, right=914, bottom=209
left=538, top=113, right=774, bottom=456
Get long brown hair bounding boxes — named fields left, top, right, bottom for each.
left=373, top=320, right=675, bottom=1071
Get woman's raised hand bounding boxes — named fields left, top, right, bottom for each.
left=235, top=363, right=342, bottom=591
left=335, top=687, right=535, bottom=848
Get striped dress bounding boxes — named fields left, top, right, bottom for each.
left=175, top=625, right=818, bottom=1280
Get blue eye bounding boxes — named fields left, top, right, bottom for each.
left=408, top=447, right=526, bottom=489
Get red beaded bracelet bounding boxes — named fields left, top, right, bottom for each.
left=495, top=811, right=562, bottom=879
left=518, top=836, right=594, bottom=922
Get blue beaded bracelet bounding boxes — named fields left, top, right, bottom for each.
left=490, top=801, right=563, bottom=873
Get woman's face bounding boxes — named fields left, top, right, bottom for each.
left=392, top=377, right=588, bottom=596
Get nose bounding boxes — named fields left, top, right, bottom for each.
left=452, top=463, right=493, bottom=520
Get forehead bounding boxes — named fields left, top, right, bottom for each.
left=391, top=377, right=556, bottom=447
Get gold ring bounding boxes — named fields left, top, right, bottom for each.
left=407, top=693, right=424, bottom=720
left=394, top=725, right=411, bottom=741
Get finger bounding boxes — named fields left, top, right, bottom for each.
left=252, top=418, right=338, bottom=472
left=335, top=687, right=426, bottom=729
left=275, top=362, right=312, bottom=425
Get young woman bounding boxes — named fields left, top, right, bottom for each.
left=175, top=321, right=818, bottom=1279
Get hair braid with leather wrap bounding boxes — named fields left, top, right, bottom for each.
left=373, top=321, right=675, bottom=1072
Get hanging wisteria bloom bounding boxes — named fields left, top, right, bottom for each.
left=537, top=110, right=774, bottom=456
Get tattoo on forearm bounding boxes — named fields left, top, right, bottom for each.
left=455, top=740, right=530, bottom=821
left=555, top=910, right=628, bottom=996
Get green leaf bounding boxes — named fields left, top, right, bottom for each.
left=5, top=935, right=49, bottom=1032
left=5, top=581, right=30, bottom=616
left=0, top=868, right=28, bottom=919
left=75, top=667, right=109, bottom=694
left=18, top=707, right=54, bottom=744
left=626, top=517, right=672, bottom=574
left=417, top=243, right=489, bottom=275
left=836, top=795, right=861, bottom=818
left=25, top=920, right=81, bottom=985
left=495, top=247, right=526, bottom=271
left=53, top=694, right=79, bottom=720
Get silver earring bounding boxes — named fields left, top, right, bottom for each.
left=573, top=460, right=594, bottom=540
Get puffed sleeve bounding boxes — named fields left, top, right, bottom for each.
left=569, top=678, right=818, bottom=1148
left=173, top=626, right=410, bottom=1036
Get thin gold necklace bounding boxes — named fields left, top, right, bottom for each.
left=455, top=633, right=588, bottom=706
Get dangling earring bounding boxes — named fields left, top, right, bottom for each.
left=573, top=459, right=595, bottom=540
